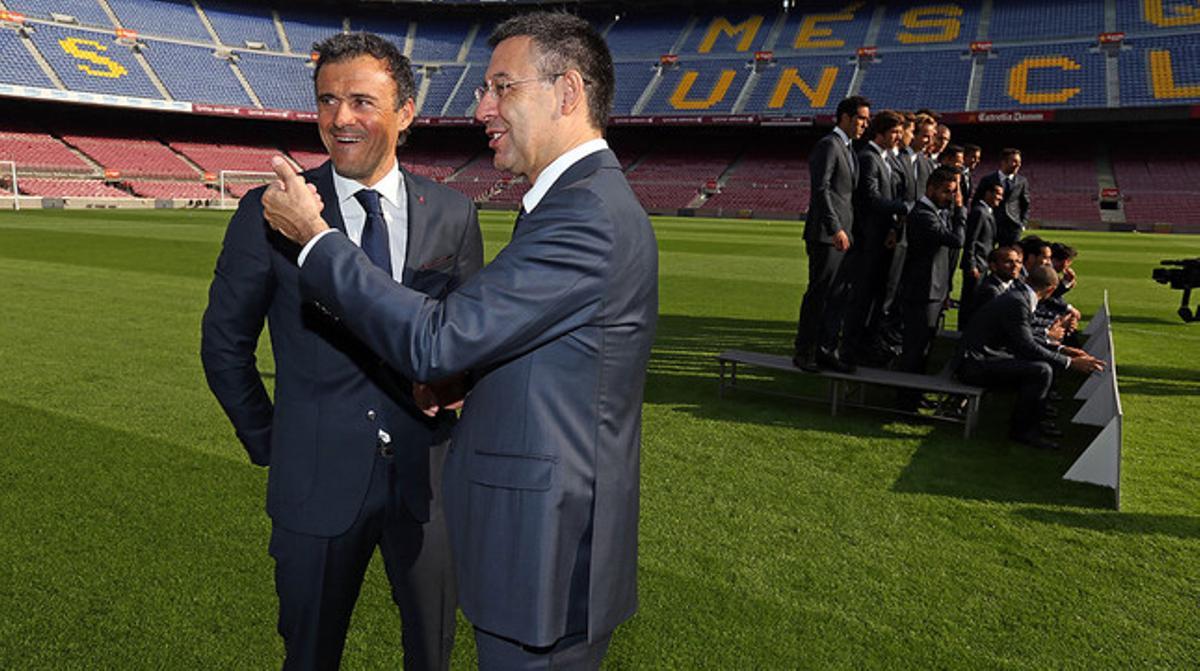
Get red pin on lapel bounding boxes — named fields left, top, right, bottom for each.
left=418, top=195, right=425, bottom=204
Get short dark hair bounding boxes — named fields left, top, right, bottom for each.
left=927, top=165, right=959, bottom=189
left=1027, top=265, right=1059, bottom=291
left=1001, top=147, right=1022, bottom=161
left=943, top=144, right=964, bottom=157
left=490, top=12, right=614, bottom=130
left=1020, top=235, right=1050, bottom=258
left=868, top=110, right=903, bottom=138
left=1050, top=242, right=1078, bottom=261
left=989, top=245, right=1018, bottom=264
left=835, top=95, right=870, bottom=122
left=313, top=32, right=415, bottom=108
left=964, top=143, right=981, bottom=155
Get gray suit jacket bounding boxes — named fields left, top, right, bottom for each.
left=805, top=130, right=857, bottom=245
left=975, top=171, right=1030, bottom=240
left=954, top=287, right=1068, bottom=369
left=961, top=201, right=996, bottom=274
left=853, top=145, right=908, bottom=246
left=201, top=161, right=483, bottom=536
left=900, top=198, right=965, bottom=302
left=298, top=149, right=658, bottom=646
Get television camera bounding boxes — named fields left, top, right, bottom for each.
left=1152, top=258, right=1200, bottom=323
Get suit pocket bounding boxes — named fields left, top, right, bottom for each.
left=418, top=254, right=455, bottom=271
left=468, top=452, right=555, bottom=491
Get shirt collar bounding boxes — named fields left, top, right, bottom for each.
left=333, top=160, right=403, bottom=210
left=868, top=140, right=888, bottom=157
left=1024, top=283, right=1039, bottom=311
left=832, top=126, right=851, bottom=146
left=919, top=195, right=938, bottom=211
left=522, top=138, right=608, bottom=213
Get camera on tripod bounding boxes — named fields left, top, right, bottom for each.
left=1152, top=258, right=1200, bottom=322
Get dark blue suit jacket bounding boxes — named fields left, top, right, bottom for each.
left=805, top=131, right=857, bottom=245
left=298, top=149, right=658, bottom=646
left=200, top=161, right=482, bottom=536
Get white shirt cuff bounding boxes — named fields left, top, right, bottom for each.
left=297, top=229, right=339, bottom=267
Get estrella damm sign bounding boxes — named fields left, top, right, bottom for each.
left=58, top=37, right=127, bottom=78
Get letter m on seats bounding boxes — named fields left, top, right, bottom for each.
left=698, top=16, right=764, bottom=53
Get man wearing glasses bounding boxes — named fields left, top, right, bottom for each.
left=262, top=13, right=657, bottom=670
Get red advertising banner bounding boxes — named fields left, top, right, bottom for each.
left=660, top=54, right=679, bottom=65
left=1100, top=188, right=1121, bottom=199
left=857, top=46, right=877, bottom=58
left=944, top=110, right=1057, bottom=124
left=0, top=10, right=25, bottom=23
left=192, top=103, right=315, bottom=122
left=116, top=28, right=138, bottom=41
left=1099, top=32, right=1126, bottom=44
left=754, top=50, right=774, bottom=61
left=970, top=41, right=993, bottom=52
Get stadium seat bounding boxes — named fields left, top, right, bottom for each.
left=202, top=0, right=281, bottom=50
left=141, top=41, right=255, bottom=106
left=5, top=0, right=113, bottom=28
left=0, top=131, right=95, bottom=174
left=27, top=24, right=163, bottom=99
left=107, top=0, right=212, bottom=42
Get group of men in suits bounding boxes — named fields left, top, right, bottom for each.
left=204, top=13, right=655, bottom=670
left=793, top=97, right=1101, bottom=442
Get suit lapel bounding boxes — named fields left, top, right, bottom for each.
left=528, top=149, right=616, bottom=222
left=313, top=161, right=347, bottom=235
left=401, top=168, right=427, bottom=286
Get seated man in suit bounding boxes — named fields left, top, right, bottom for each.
left=958, top=181, right=1005, bottom=328
left=974, top=148, right=1030, bottom=247
left=972, top=245, right=1022, bottom=312
left=201, top=32, right=482, bottom=670
left=953, top=265, right=1104, bottom=449
left=261, top=12, right=657, bottom=669
left=896, top=166, right=966, bottom=409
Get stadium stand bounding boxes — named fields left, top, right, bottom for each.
left=278, top=8, right=344, bottom=54
left=409, top=19, right=471, bottom=62
left=603, top=14, right=687, bottom=57
left=858, top=51, right=972, bottom=112
left=27, top=24, right=162, bottom=99
left=0, top=30, right=59, bottom=89
left=420, top=65, right=467, bottom=117
left=988, top=0, right=1106, bottom=41
left=1119, top=35, right=1200, bottom=107
left=141, top=41, right=254, bottom=105
left=740, top=57, right=851, bottom=115
left=107, top=0, right=212, bottom=43
left=640, top=58, right=751, bottom=115
left=203, top=1, right=281, bottom=50
left=125, top=179, right=215, bottom=200
left=976, top=43, right=1108, bottom=110
left=235, top=52, right=316, bottom=111
left=4, top=0, right=113, bottom=28
left=677, top=13, right=772, bottom=55
left=169, top=140, right=280, bottom=175
left=347, top=15, right=410, bottom=51
left=0, top=131, right=94, bottom=173
left=17, top=177, right=128, bottom=198
left=703, top=143, right=811, bottom=214
left=63, top=133, right=197, bottom=178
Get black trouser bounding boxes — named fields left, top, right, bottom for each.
left=270, top=445, right=456, bottom=671
left=840, top=239, right=894, bottom=360
left=795, top=241, right=846, bottom=355
left=896, top=299, right=943, bottom=407
left=473, top=627, right=613, bottom=671
left=957, top=269, right=981, bottom=329
left=957, top=357, right=1053, bottom=438
left=995, top=221, right=1022, bottom=248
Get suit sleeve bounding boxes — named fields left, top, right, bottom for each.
left=452, top=200, right=484, bottom=287
left=910, top=207, right=965, bottom=250
left=961, top=207, right=983, bottom=271
left=999, top=298, right=1069, bottom=368
left=301, top=190, right=612, bottom=383
left=811, top=140, right=844, bottom=236
left=1018, top=179, right=1031, bottom=224
left=200, top=194, right=275, bottom=466
left=859, top=152, right=908, bottom=226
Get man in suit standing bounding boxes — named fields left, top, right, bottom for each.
left=897, top=166, right=966, bottom=408
left=794, top=95, right=870, bottom=373
left=261, top=13, right=656, bottom=669
left=974, top=148, right=1030, bottom=246
left=201, top=33, right=482, bottom=670
left=840, top=110, right=910, bottom=366
left=953, top=265, right=1104, bottom=449
left=958, top=182, right=1005, bottom=327
left=962, top=143, right=982, bottom=203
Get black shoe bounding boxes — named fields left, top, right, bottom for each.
left=815, top=351, right=856, bottom=373
left=1013, top=433, right=1060, bottom=451
left=1042, top=405, right=1059, bottom=419
left=1039, top=421, right=1063, bottom=438
left=1048, top=390, right=1063, bottom=402
left=793, top=352, right=820, bottom=373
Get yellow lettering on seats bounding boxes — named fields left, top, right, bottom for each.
left=1149, top=49, right=1200, bottom=98
left=1007, top=56, right=1082, bottom=104
left=669, top=70, right=738, bottom=110
left=59, top=38, right=128, bottom=78
left=794, top=2, right=865, bottom=49
left=698, top=16, right=764, bottom=53
left=1143, top=0, right=1200, bottom=28
left=897, top=5, right=963, bottom=44
left=768, top=67, right=839, bottom=109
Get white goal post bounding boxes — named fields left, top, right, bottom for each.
left=0, top=160, right=18, bottom=211
left=217, top=170, right=278, bottom=210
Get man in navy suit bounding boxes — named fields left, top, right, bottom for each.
left=958, top=181, right=1004, bottom=328
left=201, top=33, right=482, bottom=670
left=974, top=148, right=1030, bottom=247
left=262, top=13, right=656, bottom=670
left=794, top=95, right=870, bottom=373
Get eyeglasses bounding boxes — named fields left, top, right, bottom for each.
left=473, top=73, right=565, bottom=102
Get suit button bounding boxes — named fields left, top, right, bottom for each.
left=366, top=409, right=377, bottom=421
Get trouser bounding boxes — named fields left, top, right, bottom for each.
left=270, top=446, right=456, bottom=671
left=474, top=627, right=613, bottom=671
left=958, top=270, right=981, bottom=329
left=795, top=241, right=846, bottom=355
left=840, top=240, right=894, bottom=360
left=957, top=357, right=1053, bottom=438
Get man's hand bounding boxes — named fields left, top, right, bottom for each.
left=1046, top=320, right=1066, bottom=342
left=970, top=268, right=981, bottom=280
left=1068, top=355, right=1105, bottom=374
left=885, top=229, right=898, bottom=250
left=263, top=156, right=328, bottom=245
left=832, top=229, right=851, bottom=252
left=1061, top=346, right=1087, bottom=358
left=412, top=375, right=468, bottom=417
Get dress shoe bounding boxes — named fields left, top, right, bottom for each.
left=1042, top=405, right=1059, bottom=419
left=815, top=351, right=856, bottom=373
left=1039, top=421, right=1063, bottom=438
left=1048, top=389, right=1063, bottom=402
left=1012, top=433, right=1060, bottom=451
left=793, top=352, right=820, bottom=373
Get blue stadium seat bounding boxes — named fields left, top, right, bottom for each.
left=203, top=0, right=281, bottom=50
left=640, top=59, right=749, bottom=115
left=408, top=19, right=470, bottom=62
left=443, top=63, right=483, bottom=117
left=278, top=8, right=345, bottom=54
left=989, top=0, right=1104, bottom=41
left=28, top=24, right=163, bottom=99
left=107, top=0, right=211, bottom=42
left=236, top=53, right=314, bottom=110
left=1119, top=35, right=1200, bottom=106
left=678, top=13, right=774, bottom=56
left=857, top=49, right=972, bottom=111
left=4, top=0, right=112, bottom=28
left=419, top=64, right=466, bottom=116
left=775, top=1, right=871, bottom=54
left=1115, top=0, right=1200, bottom=35
left=604, top=14, right=688, bottom=57
left=977, top=43, right=1106, bottom=109
left=612, top=62, right=657, bottom=115
left=142, top=40, right=252, bottom=105
left=876, top=0, right=981, bottom=48
left=0, top=30, right=57, bottom=88
left=348, top=16, right=409, bottom=53
left=743, top=57, right=854, bottom=116
left=466, top=21, right=498, bottom=63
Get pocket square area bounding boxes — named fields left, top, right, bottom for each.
left=418, top=255, right=454, bottom=270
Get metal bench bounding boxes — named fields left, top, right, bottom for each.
left=715, top=349, right=985, bottom=438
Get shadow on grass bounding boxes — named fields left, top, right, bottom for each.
left=648, top=314, right=1112, bottom=507
left=1107, top=314, right=1182, bottom=326
left=1012, top=507, right=1200, bottom=540
left=1116, top=363, right=1200, bottom=385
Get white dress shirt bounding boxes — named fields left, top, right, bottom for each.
left=298, top=161, right=408, bottom=283
left=522, top=138, right=609, bottom=214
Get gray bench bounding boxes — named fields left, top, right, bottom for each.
left=715, top=349, right=985, bottom=438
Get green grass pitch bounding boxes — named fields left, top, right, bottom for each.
left=1, top=208, right=1197, bottom=668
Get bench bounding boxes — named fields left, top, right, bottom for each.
left=715, top=349, right=986, bottom=438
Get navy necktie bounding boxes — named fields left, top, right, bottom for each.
left=354, top=189, right=392, bottom=276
